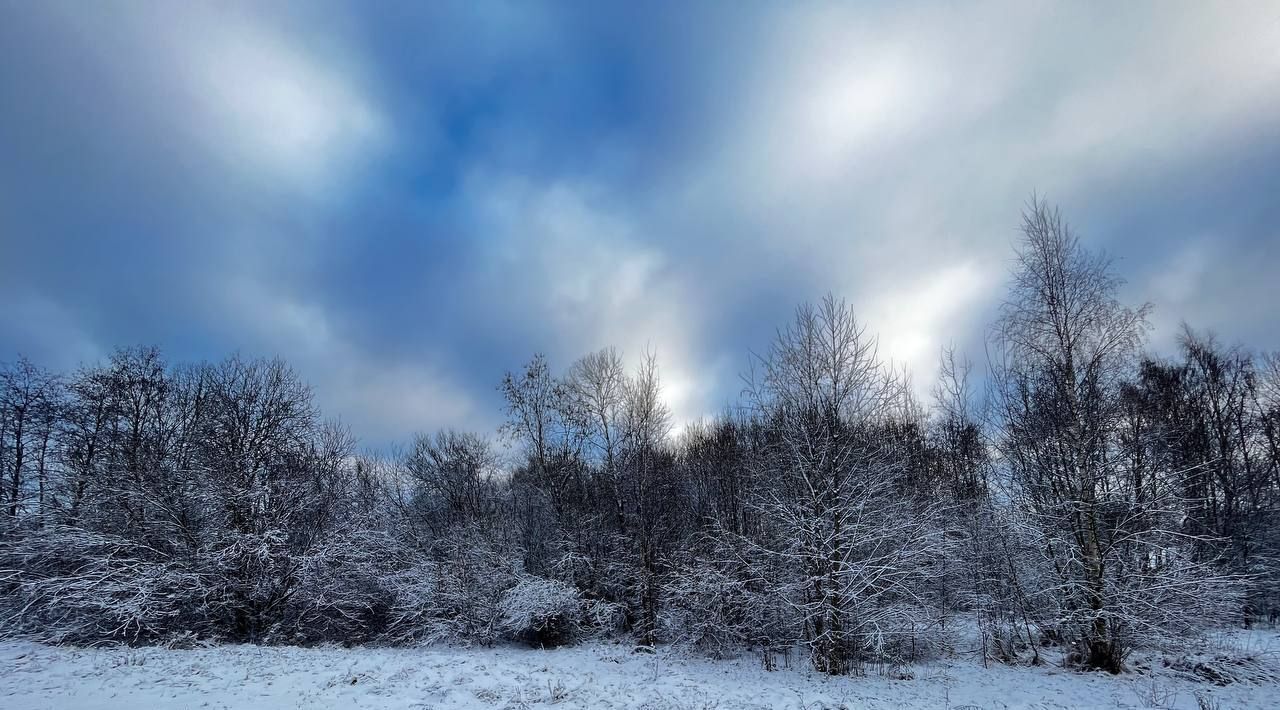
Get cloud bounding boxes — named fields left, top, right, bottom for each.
left=461, top=171, right=717, bottom=429
left=0, top=295, right=104, bottom=369
left=860, top=261, right=994, bottom=396
left=1, top=1, right=1277, bottom=447
left=217, top=273, right=481, bottom=446
left=1141, top=233, right=1280, bottom=355
left=669, top=1, right=1279, bottom=380
left=166, top=7, right=388, bottom=189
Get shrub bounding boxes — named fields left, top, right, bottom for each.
left=498, top=576, right=582, bottom=647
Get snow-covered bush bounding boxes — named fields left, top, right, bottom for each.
left=0, top=524, right=204, bottom=644
left=581, top=597, right=625, bottom=638
left=662, top=554, right=764, bottom=657
left=203, top=528, right=295, bottom=642
left=384, top=526, right=520, bottom=646
left=498, top=576, right=583, bottom=647
left=383, top=558, right=442, bottom=644
left=284, top=528, right=399, bottom=645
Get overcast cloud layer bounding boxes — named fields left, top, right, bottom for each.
left=2, top=1, right=1278, bottom=447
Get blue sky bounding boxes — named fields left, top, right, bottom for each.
left=2, top=1, right=1278, bottom=447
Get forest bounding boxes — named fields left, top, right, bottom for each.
left=1, top=201, right=1277, bottom=678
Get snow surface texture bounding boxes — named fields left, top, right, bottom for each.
left=3, top=631, right=1279, bottom=710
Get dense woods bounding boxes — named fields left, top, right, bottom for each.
left=1, top=201, right=1277, bottom=676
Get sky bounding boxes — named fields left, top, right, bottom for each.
left=1, top=1, right=1278, bottom=448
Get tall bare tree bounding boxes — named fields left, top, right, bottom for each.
left=990, top=199, right=1237, bottom=671
left=744, top=295, right=944, bottom=675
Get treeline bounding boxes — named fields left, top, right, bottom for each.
left=1, top=201, right=1277, bottom=675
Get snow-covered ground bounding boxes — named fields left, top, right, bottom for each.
left=3, top=631, right=1278, bottom=710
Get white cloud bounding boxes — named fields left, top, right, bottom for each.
left=859, top=261, right=993, bottom=399
left=161, top=7, right=387, bottom=190
left=178, top=23, right=386, bottom=186
left=668, top=1, right=1280, bottom=393
left=325, top=360, right=481, bottom=447
left=446, top=2, right=1280, bottom=433
left=1139, top=233, right=1280, bottom=355
left=43, top=2, right=390, bottom=193
left=466, top=172, right=719, bottom=431
left=9, top=1, right=1276, bottom=447
left=216, top=273, right=481, bottom=444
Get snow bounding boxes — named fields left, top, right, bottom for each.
left=3, top=632, right=1278, bottom=710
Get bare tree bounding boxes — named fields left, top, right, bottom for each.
left=0, top=357, right=61, bottom=518
left=990, top=198, right=1236, bottom=672
left=617, top=349, right=674, bottom=645
left=566, top=347, right=627, bottom=476
left=403, top=429, right=499, bottom=537
left=743, top=295, right=945, bottom=675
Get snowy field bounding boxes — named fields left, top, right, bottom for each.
left=3, top=632, right=1280, bottom=710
